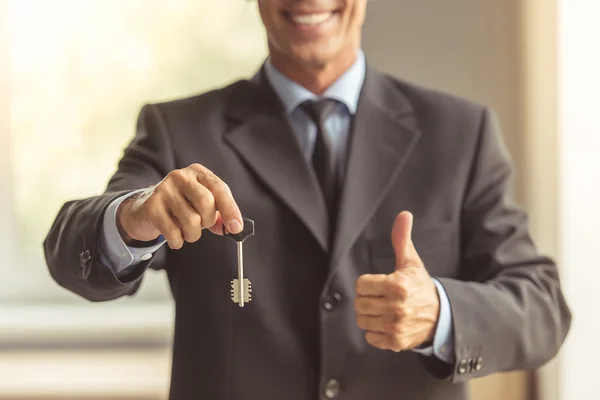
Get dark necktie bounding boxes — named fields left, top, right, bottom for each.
left=300, top=99, right=339, bottom=223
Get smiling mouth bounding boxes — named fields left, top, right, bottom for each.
left=283, top=10, right=340, bottom=27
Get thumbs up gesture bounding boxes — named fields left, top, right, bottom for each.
left=354, top=211, right=441, bottom=352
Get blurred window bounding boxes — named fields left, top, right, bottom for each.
left=2, top=0, right=266, bottom=309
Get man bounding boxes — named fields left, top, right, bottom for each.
left=44, top=0, right=571, bottom=399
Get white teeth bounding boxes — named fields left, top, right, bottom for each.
left=291, top=12, right=333, bottom=26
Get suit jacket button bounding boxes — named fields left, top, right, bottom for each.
left=323, top=292, right=342, bottom=311
left=457, top=359, right=469, bottom=374
left=467, top=358, right=474, bottom=373
left=79, top=250, right=92, bottom=279
left=475, top=357, right=483, bottom=371
left=324, top=379, right=340, bottom=398
left=80, top=250, right=91, bottom=266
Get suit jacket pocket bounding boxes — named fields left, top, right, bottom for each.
left=367, top=222, right=456, bottom=276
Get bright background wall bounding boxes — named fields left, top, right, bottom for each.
left=558, top=1, right=600, bottom=399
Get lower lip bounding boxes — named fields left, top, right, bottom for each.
left=285, top=12, right=338, bottom=34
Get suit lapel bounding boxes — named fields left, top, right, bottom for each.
left=331, top=67, right=422, bottom=267
left=224, top=69, right=330, bottom=252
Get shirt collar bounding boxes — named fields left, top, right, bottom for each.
left=264, top=50, right=366, bottom=115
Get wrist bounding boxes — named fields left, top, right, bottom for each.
left=117, top=189, right=162, bottom=247
left=116, top=197, right=135, bottom=245
left=427, top=281, right=442, bottom=342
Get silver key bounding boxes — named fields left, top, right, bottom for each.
left=231, top=241, right=252, bottom=306
left=224, top=218, right=255, bottom=307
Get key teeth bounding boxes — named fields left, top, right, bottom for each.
left=230, top=279, right=252, bottom=304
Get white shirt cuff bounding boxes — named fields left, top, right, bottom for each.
left=98, top=190, right=166, bottom=275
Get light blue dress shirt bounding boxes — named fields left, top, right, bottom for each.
left=98, top=50, right=454, bottom=364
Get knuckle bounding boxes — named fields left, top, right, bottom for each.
left=189, top=163, right=206, bottom=173
left=215, top=181, right=231, bottom=197
left=188, top=213, right=202, bottom=228
left=390, top=281, right=404, bottom=297
left=400, top=281, right=412, bottom=298
left=392, top=304, right=405, bottom=320
left=198, top=193, right=216, bottom=211
left=196, top=167, right=216, bottom=183
left=168, top=169, right=185, bottom=181
left=168, top=169, right=191, bottom=187
left=390, top=277, right=408, bottom=298
left=389, top=322, right=404, bottom=335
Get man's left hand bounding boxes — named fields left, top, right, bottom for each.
left=354, top=211, right=441, bottom=352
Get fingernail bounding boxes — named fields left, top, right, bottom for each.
left=227, top=219, right=242, bottom=234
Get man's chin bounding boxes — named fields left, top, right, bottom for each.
left=288, top=48, right=337, bottom=69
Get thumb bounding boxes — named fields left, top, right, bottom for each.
left=391, top=211, right=414, bottom=270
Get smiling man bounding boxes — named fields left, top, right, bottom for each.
left=44, top=1, right=571, bottom=399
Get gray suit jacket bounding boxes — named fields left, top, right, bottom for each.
left=44, top=65, right=571, bottom=400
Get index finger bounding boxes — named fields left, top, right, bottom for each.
left=197, top=172, right=243, bottom=234
left=356, top=274, right=389, bottom=297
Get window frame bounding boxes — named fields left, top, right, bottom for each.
left=1, top=0, right=16, bottom=274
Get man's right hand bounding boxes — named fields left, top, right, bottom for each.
left=117, top=164, right=243, bottom=249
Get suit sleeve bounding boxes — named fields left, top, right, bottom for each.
left=43, top=104, right=175, bottom=302
left=422, top=108, right=571, bottom=382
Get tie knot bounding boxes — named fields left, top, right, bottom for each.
left=300, top=99, right=338, bottom=125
